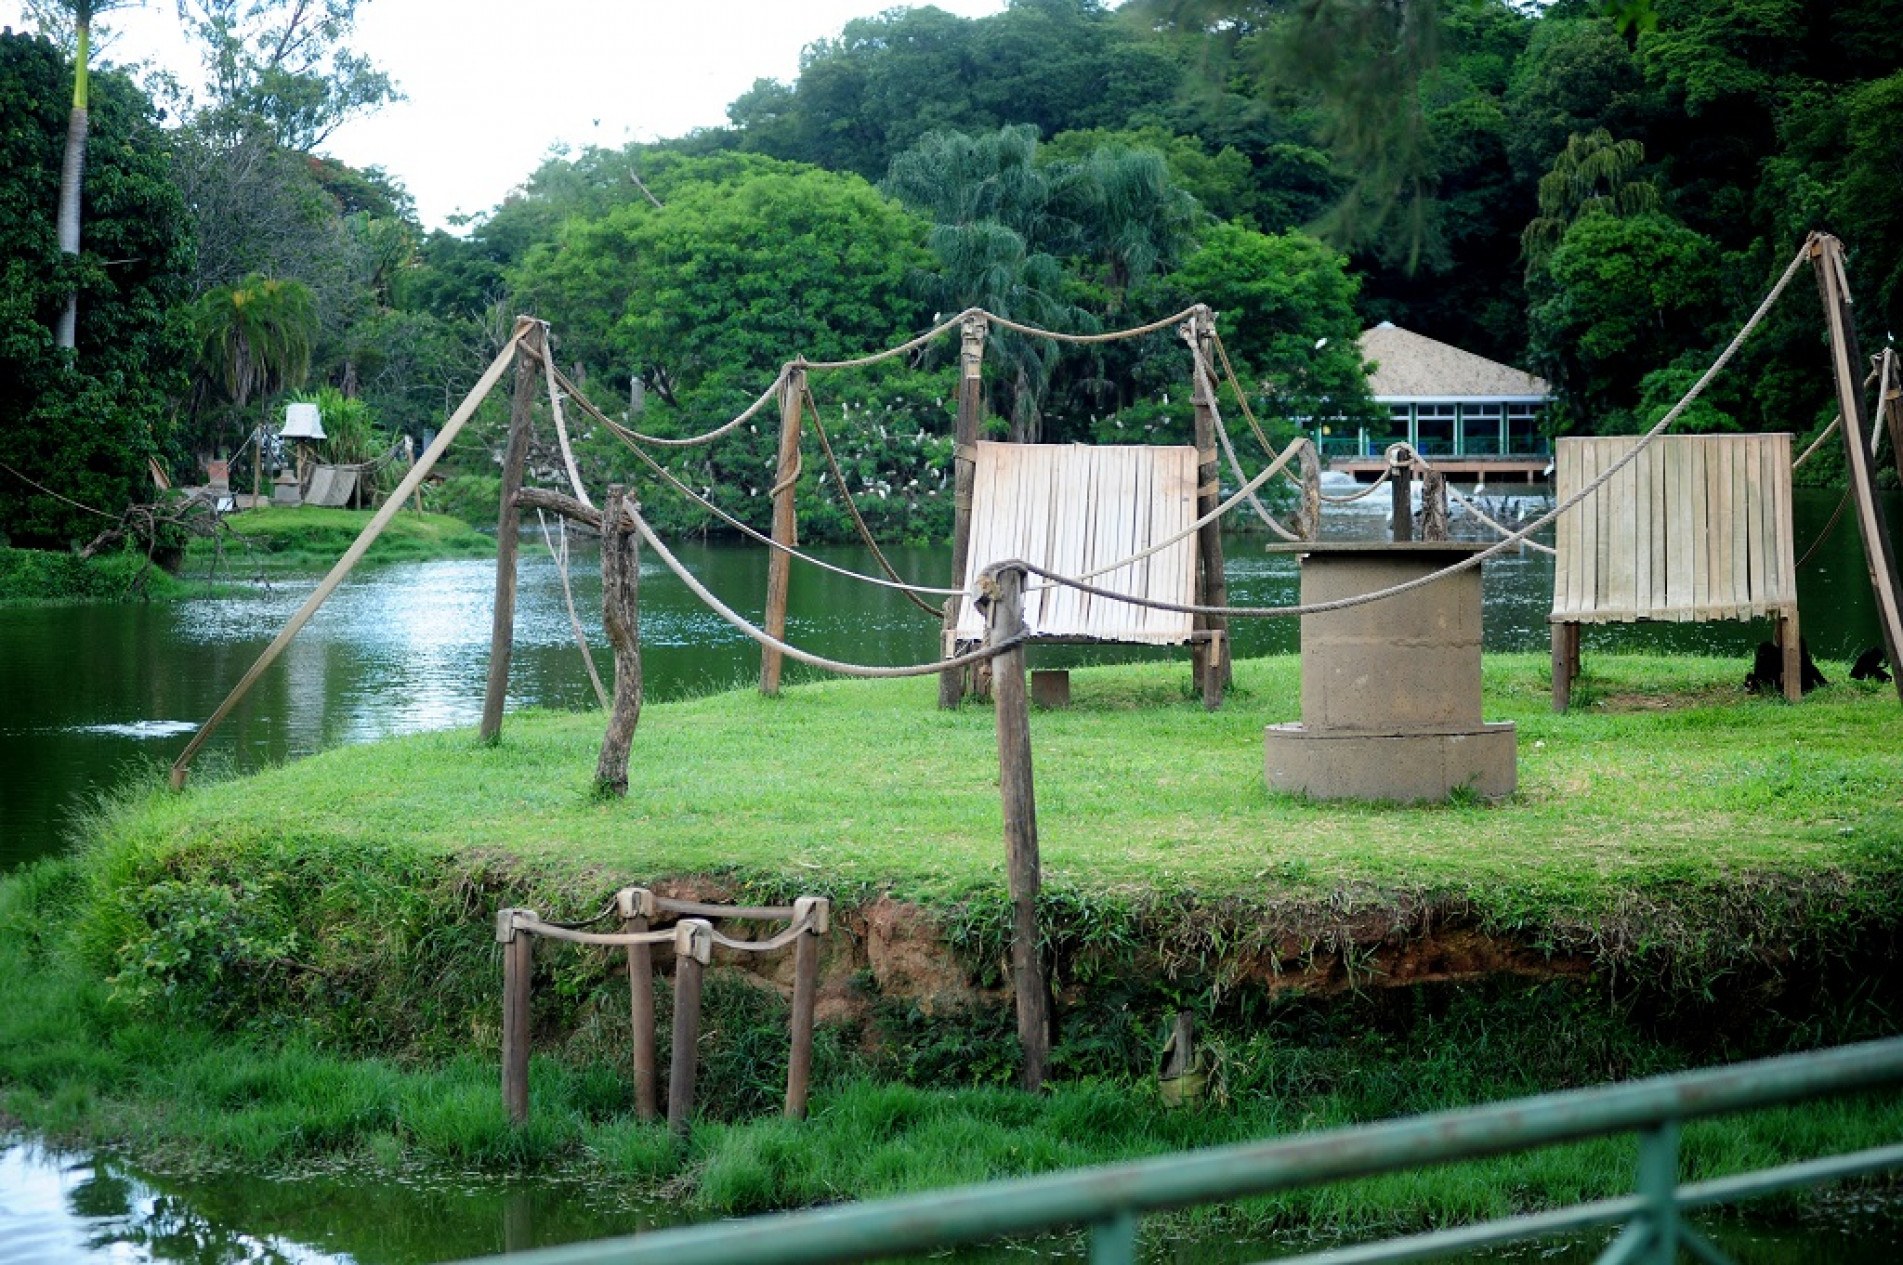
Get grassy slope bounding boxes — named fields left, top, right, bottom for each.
left=187, top=506, right=493, bottom=571
left=115, top=653, right=1903, bottom=921
left=0, top=545, right=196, bottom=603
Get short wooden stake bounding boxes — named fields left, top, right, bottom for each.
left=1777, top=609, right=1802, bottom=705
left=1391, top=457, right=1414, bottom=544
left=761, top=368, right=804, bottom=696
left=1200, top=631, right=1224, bottom=712
left=481, top=319, right=545, bottom=743
left=618, top=887, right=659, bottom=1122
left=985, top=565, right=1051, bottom=1092
left=1550, top=622, right=1572, bottom=713
left=667, top=919, right=713, bottom=1137
left=785, top=897, right=828, bottom=1119
left=497, top=908, right=534, bottom=1125
left=596, top=486, right=643, bottom=795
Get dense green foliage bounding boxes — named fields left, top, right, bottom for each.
left=0, top=32, right=193, bottom=549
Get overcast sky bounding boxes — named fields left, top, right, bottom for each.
left=0, top=0, right=1012, bottom=231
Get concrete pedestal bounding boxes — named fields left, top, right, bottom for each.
left=1263, top=542, right=1516, bottom=802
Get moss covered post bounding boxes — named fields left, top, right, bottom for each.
left=785, top=896, right=829, bottom=1119
left=482, top=318, right=544, bottom=742
left=941, top=314, right=989, bottom=708
left=761, top=366, right=804, bottom=696
left=496, top=908, right=533, bottom=1124
left=617, top=886, right=659, bottom=1122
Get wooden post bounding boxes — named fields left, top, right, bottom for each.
left=667, top=919, right=713, bottom=1137
left=984, top=565, right=1050, bottom=1092
left=761, top=367, right=804, bottom=696
left=1420, top=469, right=1449, bottom=541
left=1776, top=609, right=1803, bottom=704
left=618, top=887, right=659, bottom=1122
left=1550, top=622, right=1573, bottom=712
left=1188, top=310, right=1231, bottom=693
left=785, top=896, right=828, bottom=1120
left=1295, top=439, right=1322, bottom=541
left=1881, top=351, right=1903, bottom=487
left=481, top=318, right=544, bottom=743
left=407, top=435, right=423, bottom=514
left=497, top=908, right=533, bottom=1125
left=1391, top=451, right=1414, bottom=544
left=941, top=315, right=989, bottom=708
left=251, top=420, right=262, bottom=508
left=596, top=485, right=643, bottom=795
left=1811, top=235, right=1903, bottom=703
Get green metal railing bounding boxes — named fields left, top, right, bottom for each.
left=458, top=1036, right=1903, bottom=1265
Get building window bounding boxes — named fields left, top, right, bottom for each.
left=1414, top=404, right=1455, bottom=454
left=1460, top=404, right=1503, bottom=456
left=1507, top=404, right=1546, bottom=453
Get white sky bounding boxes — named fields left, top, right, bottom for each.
left=0, top=0, right=1012, bottom=231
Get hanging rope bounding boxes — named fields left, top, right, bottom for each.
left=1182, top=324, right=1304, bottom=542
left=800, top=380, right=944, bottom=618
left=535, top=333, right=594, bottom=509
left=604, top=369, right=787, bottom=450
left=626, top=502, right=1023, bottom=679
left=984, top=304, right=1203, bottom=346
left=535, top=508, right=610, bottom=709
left=1007, top=237, right=1814, bottom=622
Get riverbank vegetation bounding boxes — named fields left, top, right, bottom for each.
left=2, top=654, right=1898, bottom=1226
left=0, top=544, right=197, bottom=604
left=186, top=506, right=495, bottom=572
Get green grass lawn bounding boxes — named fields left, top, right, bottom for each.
left=128, top=651, right=1903, bottom=919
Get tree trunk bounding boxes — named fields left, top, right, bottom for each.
left=54, top=22, right=91, bottom=353
left=596, top=487, right=643, bottom=796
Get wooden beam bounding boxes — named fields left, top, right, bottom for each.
left=984, top=564, right=1050, bottom=1092
left=481, top=320, right=546, bottom=742
left=941, top=316, right=988, bottom=708
left=1811, top=235, right=1903, bottom=703
left=761, top=367, right=804, bottom=696
left=168, top=326, right=527, bottom=789
left=1188, top=311, right=1231, bottom=693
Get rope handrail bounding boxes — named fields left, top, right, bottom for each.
left=628, top=500, right=1027, bottom=678
left=1317, top=465, right=1395, bottom=504
left=595, top=407, right=966, bottom=598
left=534, top=334, right=595, bottom=509
left=1001, top=238, right=1814, bottom=622
left=792, top=310, right=971, bottom=372
left=1184, top=325, right=1304, bottom=542
left=801, top=379, right=944, bottom=617
left=604, top=369, right=787, bottom=450
left=983, top=304, right=1203, bottom=347
left=1208, top=325, right=1308, bottom=492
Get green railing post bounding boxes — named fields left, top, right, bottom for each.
left=1638, top=1120, right=1680, bottom=1264
left=1088, top=1210, right=1138, bottom=1265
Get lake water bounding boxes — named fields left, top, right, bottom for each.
left=0, top=490, right=1896, bottom=1263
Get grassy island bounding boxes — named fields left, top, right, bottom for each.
left=3, top=653, right=1900, bottom=1238
left=189, top=506, right=495, bottom=572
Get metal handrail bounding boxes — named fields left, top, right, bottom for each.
left=454, top=1035, right=1903, bottom=1265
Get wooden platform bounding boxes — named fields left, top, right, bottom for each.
left=1549, top=434, right=1799, bottom=707
left=953, top=441, right=1199, bottom=645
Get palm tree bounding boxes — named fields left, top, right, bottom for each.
left=191, top=274, right=317, bottom=497
left=32, top=0, right=140, bottom=353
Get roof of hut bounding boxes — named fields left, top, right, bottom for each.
left=1358, top=322, right=1550, bottom=401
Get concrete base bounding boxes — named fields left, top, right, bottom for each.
left=1264, top=722, right=1517, bottom=803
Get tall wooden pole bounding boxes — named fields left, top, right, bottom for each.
left=482, top=318, right=544, bottom=742
left=941, top=315, right=989, bottom=708
left=985, top=564, right=1050, bottom=1092
left=1879, top=350, right=1903, bottom=488
left=761, top=367, right=805, bottom=696
left=1187, top=310, right=1231, bottom=695
left=1811, top=235, right=1903, bottom=702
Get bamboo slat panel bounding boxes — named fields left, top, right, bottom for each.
left=956, top=442, right=1199, bottom=644
left=1550, top=434, right=1795, bottom=625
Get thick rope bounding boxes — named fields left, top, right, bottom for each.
left=599, top=414, right=964, bottom=597
left=1208, top=325, right=1307, bottom=492
left=1318, top=465, right=1395, bottom=505
left=536, top=334, right=594, bottom=510
left=628, top=501, right=1026, bottom=678
left=1440, top=480, right=1559, bottom=556
left=1795, top=488, right=1854, bottom=570
left=1184, top=326, right=1303, bottom=542
left=0, top=457, right=120, bottom=519
left=595, top=368, right=786, bottom=450
left=1013, top=238, right=1813, bottom=621
left=536, top=508, right=610, bottom=709
left=985, top=304, right=1202, bottom=346
left=801, top=381, right=943, bottom=618
left=793, top=311, right=971, bottom=372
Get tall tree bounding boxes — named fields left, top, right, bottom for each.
left=177, top=0, right=399, bottom=151
left=27, top=0, right=141, bottom=353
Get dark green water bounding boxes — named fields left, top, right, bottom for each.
left=2, top=490, right=1892, bottom=869
left=2, top=1139, right=1893, bottom=1264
